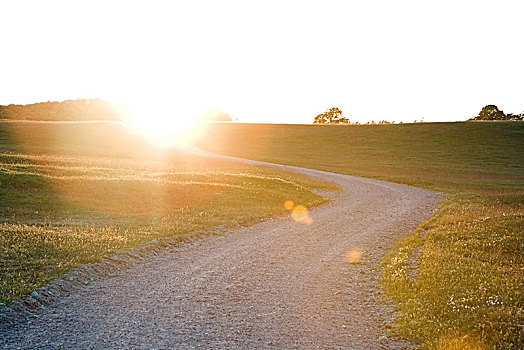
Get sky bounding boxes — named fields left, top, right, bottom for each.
left=1, top=0, right=523, bottom=124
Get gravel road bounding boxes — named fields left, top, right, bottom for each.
left=0, top=152, right=442, bottom=349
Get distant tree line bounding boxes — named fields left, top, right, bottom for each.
left=314, top=105, right=524, bottom=125
left=351, top=120, right=396, bottom=125
left=0, top=99, right=125, bottom=121
left=0, top=99, right=235, bottom=123
left=313, top=107, right=400, bottom=125
left=469, top=105, right=524, bottom=121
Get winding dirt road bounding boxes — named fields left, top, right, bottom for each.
left=0, top=152, right=441, bottom=349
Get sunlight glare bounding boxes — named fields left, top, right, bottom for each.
left=122, top=98, right=204, bottom=148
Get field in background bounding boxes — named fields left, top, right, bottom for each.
left=0, top=121, right=337, bottom=305
left=197, top=122, right=524, bottom=349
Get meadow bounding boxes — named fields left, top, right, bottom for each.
left=0, top=121, right=337, bottom=305
left=197, top=121, right=524, bottom=349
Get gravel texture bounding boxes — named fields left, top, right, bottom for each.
left=0, top=153, right=442, bottom=349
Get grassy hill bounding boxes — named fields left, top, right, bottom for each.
left=197, top=121, right=524, bottom=349
left=0, top=121, right=336, bottom=305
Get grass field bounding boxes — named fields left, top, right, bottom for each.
left=197, top=121, right=524, bottom=349
left=0, top=121, right=337, bottom=305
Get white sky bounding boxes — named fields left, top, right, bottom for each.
left=1, top=0, right=523, bottom=123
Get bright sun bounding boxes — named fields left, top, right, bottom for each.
left=121, top=99, right=205, bottom=148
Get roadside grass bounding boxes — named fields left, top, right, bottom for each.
left=197, top=121, right=524, bottom=349
left=0, top=121, right=337, bottom=305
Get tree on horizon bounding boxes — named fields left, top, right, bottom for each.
left=313, top=107, right=349, bottom=124
left=469, top=105, right=524, bottom=121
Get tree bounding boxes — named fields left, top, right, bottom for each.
left=472, top=105, right=506, bottom=120
left=313, top=107, right=349, bottom=124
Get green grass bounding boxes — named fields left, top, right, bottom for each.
left=196, top=121, right=524, bottom=349
left=0, top=121, right=337, bottom=305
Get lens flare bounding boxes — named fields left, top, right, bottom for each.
left=345, top=249, right=363, bottom=264
left=292, top=205, right=313, bottom=225
left=284, top=200, right=295, bottom=210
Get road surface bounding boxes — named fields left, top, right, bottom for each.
left=1, top=152, right=441, bottom=349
